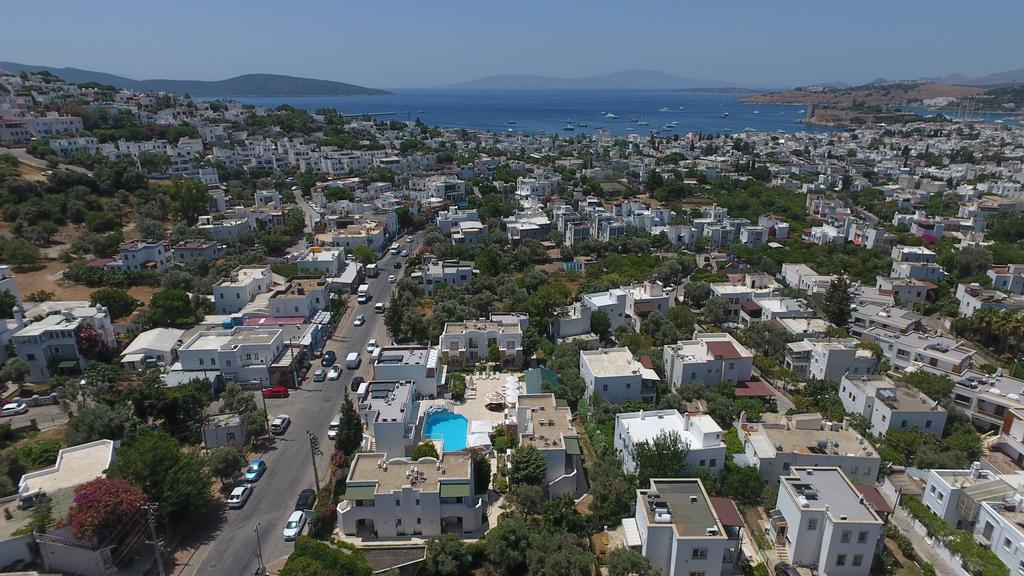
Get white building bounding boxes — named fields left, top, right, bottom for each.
left=11, top=306, right=115, bottom=383
left=513, top=394, right=585, bottom=498
left=768, top=467, right=884, bottom=576
left=360, top=380, right=418, bottom=457
left=0, top=266, right=22, bottom=304
left=974, top=496, right=1024, bottom=573
left=663, top=333, right=754, bottom=387
left=436, top=207, right=480, bottom=234
left=955, top=283, right=1024, bottom=318
left=110, top=240, right=171, bottom=273
left=172, top=240, right=225, bottom=265
left=439, top=319, right=523, bottom=370
left=212, top=266, right=273, bottom=314
left=849, top=304, right=922, bottom=337
left=580, top=347, right=659, bottom=404
left=516, top=176, right=560, bottom=197
left=373, top=346, right=446, bottom=399
left=119, top=327, right=185, bottom=370
left=839, top=374, right=947, bottom=436
left=739, top=413, right=880, bottom=485
left=337, top=451, right=483, bottom=539
left=784, top=338, right=878, bottom=383
left=781, top=264, right=834, bottom=296
left=268, top=277, right=329, bottom=320
left=615, top=410, right=727, bottom=477
left=421, top=260, right=475, bottom=296
left=922, top=466, right=1017, bottom=530
left=862, top=327, right=975, bottom=374
left=550, top=288, right=628, bottom=341
left=987, top=265, right=1024, bottom=295
left=296, top=247, right=345, bottom=277
left=176, top=326, right=288, bottom=388
left=625, top=281, right=672, bottom=330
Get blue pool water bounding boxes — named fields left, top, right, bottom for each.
left=423, top=411, right=468, bottom=452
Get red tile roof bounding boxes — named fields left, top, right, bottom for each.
left=733, top=380, right=775, bottom=398
left=710, top=497, right=745, bottom=527
left=87, top=258, right=115, bottom=268
left=639, top=356, right=655, bottom=370
left=706, top=341, right=742, bottom=359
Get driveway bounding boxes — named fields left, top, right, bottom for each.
left=5, top=403, right=69, bottom=431
left=173, top=233, right=420, bottom=575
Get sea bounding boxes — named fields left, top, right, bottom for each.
left=223, top=89, right=837, bottom=137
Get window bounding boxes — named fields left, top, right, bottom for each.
left=1004, top=537, right=1012, bottom=550
left=858, top=531, right=868, bottom=544
left=852, top=555, right=863, bottom=567
left=415, top=499, right=420, bottom=506
left=26, top=353, right=36, bottom=361
left=929, top=485, right=936, bottom=495
left=699, top=460, right=706, bottom=467
left=925, top=420, right=932, bottom=429
left=689, top=573, right=705, bottom=576
left=709, top=459, right=717, bottom=467
left=841, top=530, right=851, bottom=543
left=807, top=518, right=818, bottom=530
left=937, top=492, right=944, bottom=502
left=626, top=382, right=631, bottom=389
left=417, top=518, right=421, bottom=524
left=395, top=499, right=400, bottom=506
left=836, top=554, right=846, bottom=566
left=691, top=548, right=708, bottom=560
left=602, top=384, right=608, bottom=392
left=901, top=419, right=908, bottom=428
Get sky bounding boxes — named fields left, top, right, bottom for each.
left=2, top=0, right=1023, bottom=89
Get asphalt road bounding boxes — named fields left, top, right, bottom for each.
left=0, top=146, right=94, bottom=176
left=179, top=233, right=419, bottom=575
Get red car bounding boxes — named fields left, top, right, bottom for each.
left=262, top=386, right=289, bottom=399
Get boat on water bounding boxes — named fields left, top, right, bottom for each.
left=662, top=124, right=674, bottom=129
left=578, top=123, right=588, bottom=127
left=659, top=107, right=672, bottom=112
left=638, top=120, right=649, bottom=126
left=797, top=109, right=805, bottom=113
left=793, top=119, right=804, bottom=124
left=630, top=117, right=640, bottom=123
left=720, top=112, right=730, bottom=118
left=753, top=110, right=760, bottom=114
left=605, top=113, right=617, bottom=119
left=506, top=120, right=516, bottom=124
left=678, top=106, right=684, bottom=110
left=562, top=124, right=575, bottom=131
left=626, top=127, right=635, bottom=132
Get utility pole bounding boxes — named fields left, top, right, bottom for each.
left=305, top=431, right=322, bottom=494
left=254, top=522, right=265, bottom=572
left=260, top=387, right=270, bottom=431
left=144, top=504, right=166, bottom=576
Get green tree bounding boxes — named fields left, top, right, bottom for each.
left=89, top=287, right=137, bottom=319
left=702, top=295, right=731, bottom=324
left=590, top=310, right=611, bottom=340
left=2, top=241, right=40, bottom=267
left=109, top=430, right=213, bottom=524
left=509, top=444, right=547, bottom=487
left=823, top=274, right=853, bottom=327
left=412, top=441, right=439, bottom=460
left=167, top=178, right=212, bottom=226
left=207, top=445, right=245, bottom=484
left=142, top=289, right=198, bottom=328
left=279, top=537, right=373, bottom=576
left=352, top=245, right=375, bottom=265
left=719, top=462, right=765, bottom=505
left=633, top=430, right=690, bottom=486
left=484, top=516, right=532, bottom=575
left=0, top=357, right=29, bottom=388
left=0, top=290, right=16, bottom=319
left=65, top=404, right=129, bottom=445
left=487, top=343, right=501, bottom=364
left=421, top=533, right=472, bottom=576
left=0, top=450, right=25, bottom=495
left=160, top=269, right=194, bottom=291
left=470, top=449, right=491, bottom=494
left=335, top=396, right=363, bottom=455
left=607, top=546, right=658, bottom=576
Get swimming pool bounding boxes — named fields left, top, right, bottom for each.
left=423, top=410, right=468, bottom=452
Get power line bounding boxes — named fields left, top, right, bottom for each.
left=145, top=503, right=167, bottom=576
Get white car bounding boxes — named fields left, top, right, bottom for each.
left=327, top=365, right=342, bottom=380
left=388, top=274, right=396, bottom=283
left=366, top=339, right=378, bottom=353
left=406, top=237, right=414, bottom=243
left=353, top=315, right=366, bottom=327
left=400, top=250, right=409, bottom=257
left=282, top=510, right=307, bottom=541
left=227, top=484, right=253, bottom=509
left=328, top=417, right=340, bottom=440
left=0, top=402, right=28, bottom=417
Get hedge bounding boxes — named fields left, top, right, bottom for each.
left=902, top=495, right=1007, bottom=576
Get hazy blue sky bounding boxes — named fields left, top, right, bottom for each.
left=3, top=0, right=1022, bottom=88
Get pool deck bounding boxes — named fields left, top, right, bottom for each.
left=419, top=372, right=522, bottom=430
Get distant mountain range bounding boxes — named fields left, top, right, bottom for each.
left=441, top=69, right=729, bottom=90
left=0, top=61, right=390, bottom=96
left=921, top=68, right=1024, bottom=87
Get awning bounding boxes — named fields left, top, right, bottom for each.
left=564, top=437, right=581, bottom=456
left=57, top=361, right=78, bottom=369
left=120, top=353, right=145, bottom=363
left=439, top=483, right=471, bottom=498
left=622, top=517, right=642, bottom=548
left=343, top=484, right=377, bottom=501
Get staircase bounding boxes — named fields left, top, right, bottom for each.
left=981, top=430, right=1001, bottom=457
left=774, top=542, right=790, bottom=564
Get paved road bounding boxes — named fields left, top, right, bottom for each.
left=177, top=233, right=419, bottom=576
left=5, top=403, right=68, bottom=431
left=0, top=146, right=93, bottom=176
left=890, top=506, right=959, bottom=575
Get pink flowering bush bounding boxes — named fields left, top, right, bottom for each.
left=66, top=477, right=146, bottom=541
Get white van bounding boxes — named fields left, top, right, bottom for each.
left=346, top=352, right=360, bottom=369
left=327, top=417, right=340, bottom=440
left=374, top=302, right=385, bottom=313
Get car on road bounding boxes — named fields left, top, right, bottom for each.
left=295, top=489, right=317, bottom=511
left=312, top=368, right=327, bottom=382
left=262, top=386, right=289, bottom=399
left=353, top=314, right=366, bottom=327
left=350, top=376, right=365, bottom=392
left=374, top=302, right=385, bottom=313
left=773, top=564, right=800, bottom=576
left=393, top=261, right=401, bottom=269
left=227, top=484, right=253, bottom=509
left=0, top=402, right=28, bottom=417
left=270, top=415, right=291, bottom=435
left=321, top=351, right=337, bottom=367
left=244, top=459, right=267, bottom=482
left=328, top=417, right=340, bottom=440
left=400, top=250, right=409, bottom=257
left=282, top=510, right=306, bottom=541
left=357, top=293, right=370, bottom=304
left=406, top=236, right=414, bottom=243
left=367, top=339, right=378, bottom=353
left=328, top=365, right=342, bottom=380
left=41, top=170, right=54, bottom=177
left=388, top=274, right=396, bottom=283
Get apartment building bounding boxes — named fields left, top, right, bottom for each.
left=212, top=266, right=273, bottom=314
left=580, top=347, right=659, bottom=404
left=890, top=260, right=947, bottom=283
left=513, top=394, right=585, bottom=498
left=738, top=296, right=814, bottom=327
left=862, top=327, right=975, bottom=373
left=935, top=368, right=1024, bottom=431
left=516, top=176, right=560, bottom=197
left=337, top=451, right=483, bottom=539
left=268, top=276, right=329, bottom=320
left=784, top=338, right=878, bottom=383
left=891, top=245, right=938, bottom=264
left=739, top=413, right=880, bottom=485
left=296, top=247, right=345, bottom=277
left=875, top=277, right=934, bottom=307
left=372, top=346, right=446, bottom=398
left=451, top=220, right=487, bottom=246
left=624, top=281, right=671, bottom=330
left=435, top=207, right=479, bottom=233
left=769, top=467, right=883, bottom=576
left=848, top=304, right=922, bottom=337
left=421, top=260, right=475, bottom=296
left=839, top=374, right=947, bottom=436
left=439, top=319, right=523, bottom=370
left=176, top=326, right=288, bottom=388
left=781, top=263, right=834, bottom=296
left=987, top=265, right=1024, bottom=295
left=955, top=283, right=1024, bottom=317
left=550, top=288, right=628, bottom=341
left=172, top=240, right=225, bottom=265
left=974, top=496, right=1024, bottom=573
left=109, top=240, right=171, bottom=273
left=738, top=225, right=769, bottom=246
left=360, top=380, right=418, bottom=457
left=502, top=209, right=551, bottom=243
left=195, top=213, right=257, bottom=240
left=663, top=333, right=754, bottom=387
left=11, top=306, right=115, bottom=383
left=615, top=410, right=727, bottom=477
left=709, top=274, right=779, bottom=319
left=922, top=465, right=1016, bottom=530
left=627, top=478, right=741, bottom=576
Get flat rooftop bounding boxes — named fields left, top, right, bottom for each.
left=216, top=266, right=270, bottom=287
left=275, top=276, right=327, bottom=297
left=617, top=410, right=722, bottom=449
left=580, top=348, right=641, bottom=378
left=363, top=380, right=415, bottom=423
left=19, top=440, right=116, bottom=497
left=375, top=346, right=434, bottom=367
left=442, top=320, right=521, bottom=336
left=844, top=375, right=944, bottom=412
left=517, top=394, right=577, bottom=451
left=745, top=422, right=876, bottom=459
left=640, top=479, right=724, bottom=538
left=347, top=451, right=472, bottom=494
left=782, top=468, right=881, bottom=523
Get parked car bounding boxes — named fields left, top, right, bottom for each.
left=243, top=459, right=267, bottom=482
left=400, top=250, right=409, bottom=257
left=773, top=564, right=800, bottom=576
left=388, top=274, right=396, bottom=283
left=270, top=415, right=291, bottom=435
left=366, top=339, right=378, bottom=353
left=0, top=402, right=28, bottom=417
left=282, top=510, right=306, bottom=541
left=227, top=484, right=253, bottom=509
left=353, top=315, right=365, bottom=327
left=320, top=351, right=337, bottom=367
left=393, top=262, right=402, bottom=269
left=295, top=488, right=317, bottom=511
left=313, top=368, right=327, bottom=382
left=328, top=365, right=342, bottom=380
left=328, top=417, right=340, bottom=440
left=262, top=386, right=289, bottom=399
left=349, top=376, right=365, bottom=392
left=406, top=236, right=414, bottom=243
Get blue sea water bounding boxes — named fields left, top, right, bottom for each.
left=226, top=89, right=836, bottom=137
left=423, top=410, right=468, bottom=452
